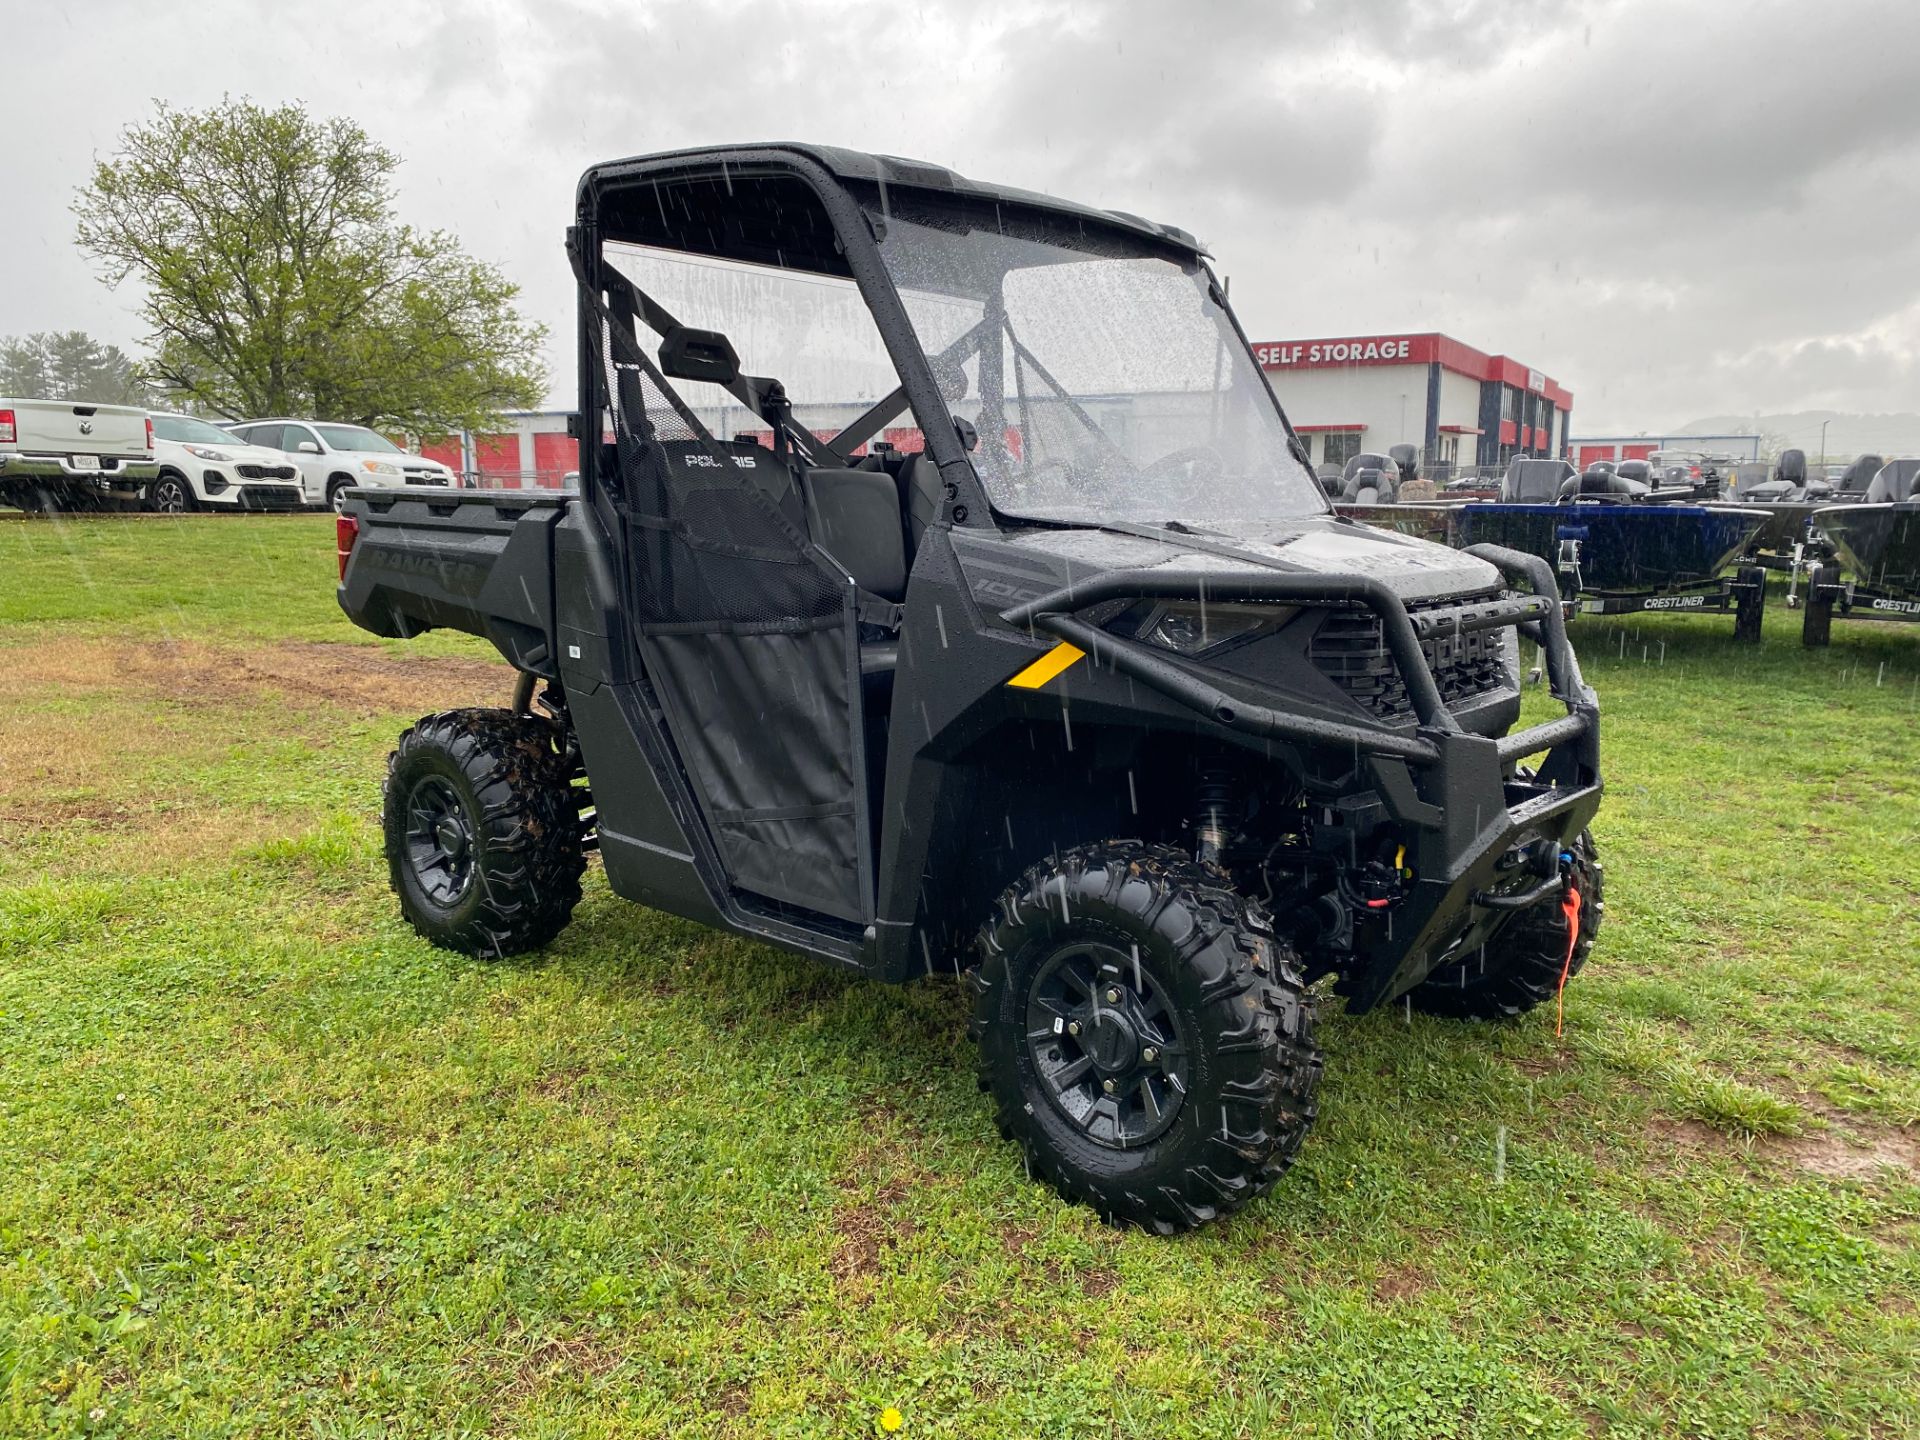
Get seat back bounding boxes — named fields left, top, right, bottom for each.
left=1344, top=467, right=1393, bottom=505
left=1341, top=451, right=1394, bottom=485
left=801, top=468, right=907, bottom=600
left=1837, top=453, right=1885, bottom=495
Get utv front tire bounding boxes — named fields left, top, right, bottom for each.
left=972, top=842, right=1321, bottom=1234
left=383, top=708, right=585, bottom=957
left=1409, top=831, right=1603, bottom=1020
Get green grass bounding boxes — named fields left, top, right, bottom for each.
left=1, top=514, right=1916, bottom=1438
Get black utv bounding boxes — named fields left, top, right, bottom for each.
left=337, top=144, right=1606, bottom=1233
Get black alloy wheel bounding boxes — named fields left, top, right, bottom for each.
left=1025, top=938, right=1193, bottom=1148
left=402, top=773, right=478, bottom=908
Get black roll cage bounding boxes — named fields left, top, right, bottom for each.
left=570, top=144, right=1320, bottom=536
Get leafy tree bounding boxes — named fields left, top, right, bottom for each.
left=73, top=99, right=546, bottom=434
left=0, top=331, right=146, bottom=405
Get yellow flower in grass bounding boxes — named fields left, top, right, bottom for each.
left=880, top=1406, right=904, bottom=1432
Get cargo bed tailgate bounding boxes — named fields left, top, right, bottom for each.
left=337, top=487, right=568, bottom=674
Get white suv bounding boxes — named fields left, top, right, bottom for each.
left=147, top=413, right=304, bottom=512
left=224, top=419, right=461, bottom=510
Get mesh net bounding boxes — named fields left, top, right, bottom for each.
left=587, top=287, right=866, bottom=922
left=597, top=313, right=843, bottom=630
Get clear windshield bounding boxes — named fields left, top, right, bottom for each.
left=873, top=198, right=1325, bottom=526
left=315, top=424, right=400, bottom=453
left=151, top=414, right=235, bottom=445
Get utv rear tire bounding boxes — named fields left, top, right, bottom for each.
left=383, top=708, right=585, bottom=957
left=972, top=842, right=1322, bottom=1234
left=1802, top=563, right=1839, bottom=647
left=1409, top=831, right=1603, bottom=1021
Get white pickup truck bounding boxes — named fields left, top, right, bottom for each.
left=0, top=399, right=158, bottom=511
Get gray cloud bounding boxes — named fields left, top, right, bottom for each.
left=3, top=0, right=1917, bottom=432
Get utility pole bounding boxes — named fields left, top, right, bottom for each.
left=1819, top=418, right=1832, bottom=474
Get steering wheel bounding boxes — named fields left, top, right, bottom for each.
left=1142, top=445, right=1224, bottom=481
left=1139, top=444, right=1226, bottom=505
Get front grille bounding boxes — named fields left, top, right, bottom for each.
left=403, top=469, right=447, bottom=486
left=236, top=463, right=296, bottom=480
left=1310, top=594, right=1512, bottom=719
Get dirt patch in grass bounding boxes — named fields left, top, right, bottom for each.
left=0, top=635, right=506, bottom=717
left=829, top=1177, right=919, bottom=1296
left=1770, top=1129, right=1919, bottom=1180
left=1645, top=1113, right=1727, bottom=1153
left=1648, top=1102, right=1918, bottom=1181
left=1372, top=1264, right=1430, bottom=1305
left=0, top=634, right=506, bottom=872
left=496, top=1333, right=625, bottom=1403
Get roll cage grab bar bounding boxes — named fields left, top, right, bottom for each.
left=999, top=543, right=1595, bottom=771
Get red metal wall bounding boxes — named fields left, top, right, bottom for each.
left=532, top=432, right=576, bottom=488
left=473, top=434, right=522, bottom=487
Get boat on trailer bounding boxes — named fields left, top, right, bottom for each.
left=1443, top=460, right=1774, bottom=638
left=1801, top=458, right=1920, bottom=645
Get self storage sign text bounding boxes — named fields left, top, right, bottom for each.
left=1252, top=338, right=1418, bottom=368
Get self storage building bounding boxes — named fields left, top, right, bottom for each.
left=1249, top=332, right=1574, bottom=475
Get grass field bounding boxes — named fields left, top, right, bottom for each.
left=1, top=514, right=1915, bottom=1439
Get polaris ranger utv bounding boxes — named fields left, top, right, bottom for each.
left=337, top=145, right=1605, bottom=1233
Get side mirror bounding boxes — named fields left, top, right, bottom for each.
left=298, top=440, right=321, bottom=455
left=659, top=326, right=740, bottom=386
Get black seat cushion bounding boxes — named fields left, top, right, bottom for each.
left=801, top=467, right=907, bottom=600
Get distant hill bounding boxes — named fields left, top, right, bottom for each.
left=1672, top=411, right=1920, bottom=460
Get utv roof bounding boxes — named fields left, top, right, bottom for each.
left=578, top=142, right=1206, bottom=256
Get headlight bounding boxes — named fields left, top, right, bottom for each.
left=1117, top=601, right=1290, bottom=655
left=185, top=446, right=232, bottom=461
left=362, top=460, right=401, bottom=476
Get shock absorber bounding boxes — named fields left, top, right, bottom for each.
left=1193, top=769, right=1234, bottom=869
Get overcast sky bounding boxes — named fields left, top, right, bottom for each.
left=6, top=0, right=1918, bottom=434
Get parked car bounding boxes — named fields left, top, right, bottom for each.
left=223, top=419, right=459, bottom=510
left=0, top=398, right=156, bottom=511
left=146, top=413, right=304, bottom=512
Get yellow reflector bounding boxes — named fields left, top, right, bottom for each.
left=1006, top=641, right=1087, bottom=690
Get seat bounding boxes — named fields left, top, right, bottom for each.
left=1772, top=448, right=1809, bottom=501
left=800, top=467, right=907, bottom=601
left=1562, top=464, right=1636, bottom=502
left=1340, top=452, right=1395, bottom=489
left=1836, top=453, right=1885, bottom=496
left=1343, top=467, right=1394, bottom=505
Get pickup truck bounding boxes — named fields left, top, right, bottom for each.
left=0, top=399, right=158, bottom=511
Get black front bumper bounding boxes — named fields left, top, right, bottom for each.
left=1001, top=543, right=1603, bottom=1010
left=236, top=484, right=306, bottom=511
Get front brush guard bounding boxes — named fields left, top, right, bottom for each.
left=1000, top=543, right=1603, bottom=1010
